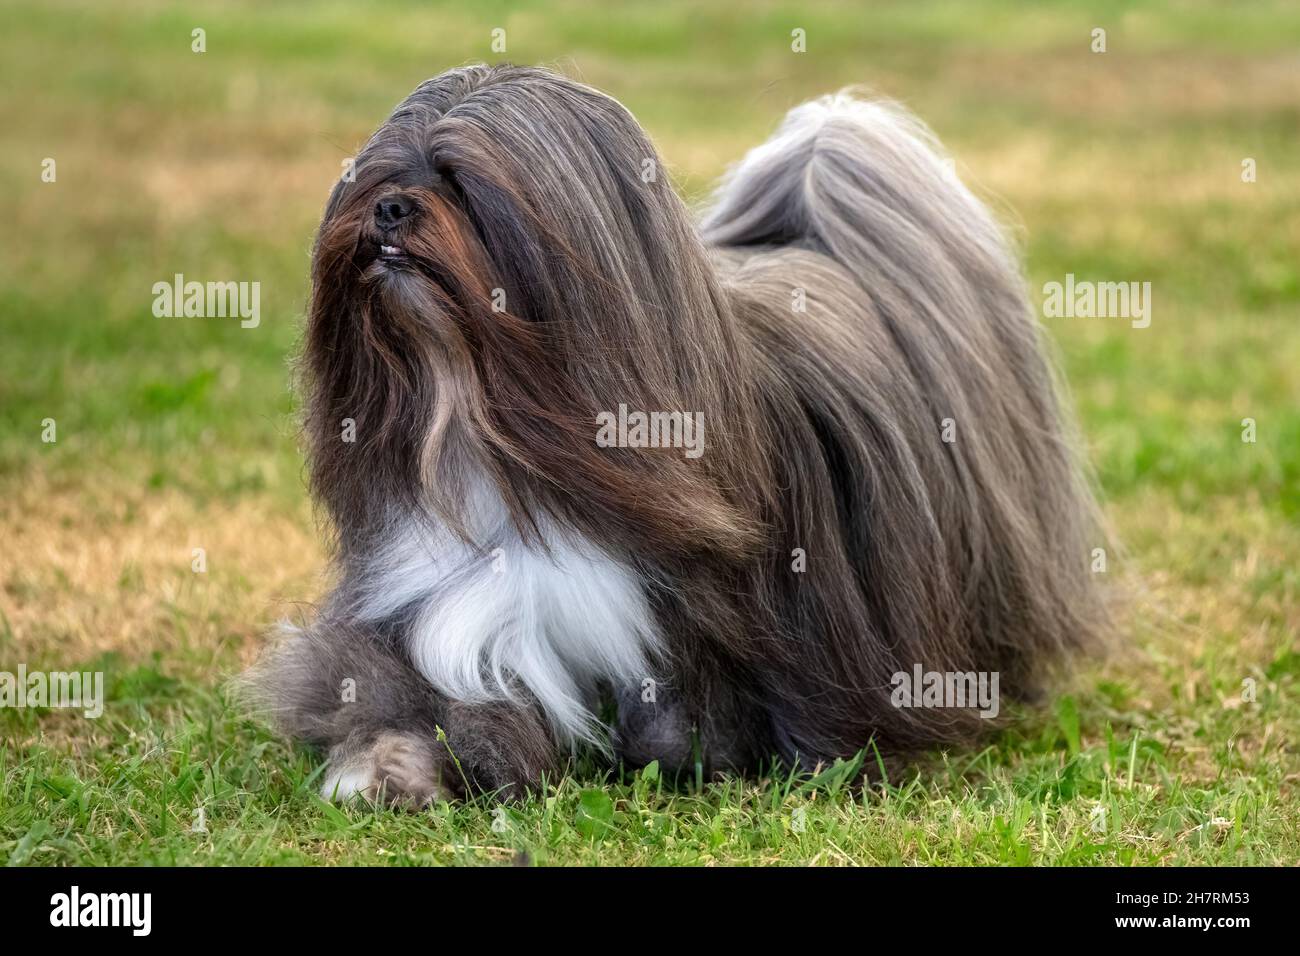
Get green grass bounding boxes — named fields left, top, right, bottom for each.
left=2, top=0, right=1297, bottom=865
left=2, top=672, right=1291, bottom=865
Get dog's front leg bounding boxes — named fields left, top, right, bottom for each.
left=323, top=698, right=558, bottom=807
left=614, top=668, right=768, bottom=781
left=246, top=615, right=452, bottom=807
left=437, top=697, right=561, bottom=799
left=245, top=616, right=557, bottom=806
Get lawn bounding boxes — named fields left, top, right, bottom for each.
left=1, top=0, right=1297, bottom=865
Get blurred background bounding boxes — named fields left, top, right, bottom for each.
left=0, top=0, right=1297, bottom=864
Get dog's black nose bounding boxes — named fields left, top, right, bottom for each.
left=374, top=195, right=414, bottom=231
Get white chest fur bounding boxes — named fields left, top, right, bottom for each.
left=347, top=479, right=660, bottom=745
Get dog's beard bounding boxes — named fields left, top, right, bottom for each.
left=304, top=192, right=497, bottom=546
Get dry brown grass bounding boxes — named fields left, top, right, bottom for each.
left=0, top=473, right=322, bottom=671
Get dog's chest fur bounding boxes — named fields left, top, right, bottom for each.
left=347, top=475, right=660, bottom=744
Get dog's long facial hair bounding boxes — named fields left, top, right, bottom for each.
left=245, top=65, right=1106, bottom=805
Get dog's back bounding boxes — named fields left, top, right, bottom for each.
left=699, top=93, right=1107, bottom=758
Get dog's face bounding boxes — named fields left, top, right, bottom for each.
left=304, top=75, right=532, bottom=539
left=301, top=66, right=764, bottom=556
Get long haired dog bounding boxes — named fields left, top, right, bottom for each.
left=250, top=65, right=1105, bottom=805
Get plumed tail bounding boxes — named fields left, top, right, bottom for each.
left=702, top=92, right=1020, bottom=307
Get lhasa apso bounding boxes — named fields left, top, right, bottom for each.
left=249, top=65, right=1105, bottom=805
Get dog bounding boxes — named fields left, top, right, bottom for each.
left=247, top=64, right=1106, bottom=806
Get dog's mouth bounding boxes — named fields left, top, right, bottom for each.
left=358, top=236, right=412, bottom=269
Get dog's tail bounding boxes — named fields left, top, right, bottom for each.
left=703, top=92, right=1107, bottom=696
left=701, top=92, right=1023, bottom=322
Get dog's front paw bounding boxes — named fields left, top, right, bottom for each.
left=321, top=731, right=447, bottom=809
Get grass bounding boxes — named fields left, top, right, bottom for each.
left=1, top=0, right=1297, bottom=865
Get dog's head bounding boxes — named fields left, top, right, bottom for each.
left=304, top=65, right=764, bottom=556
